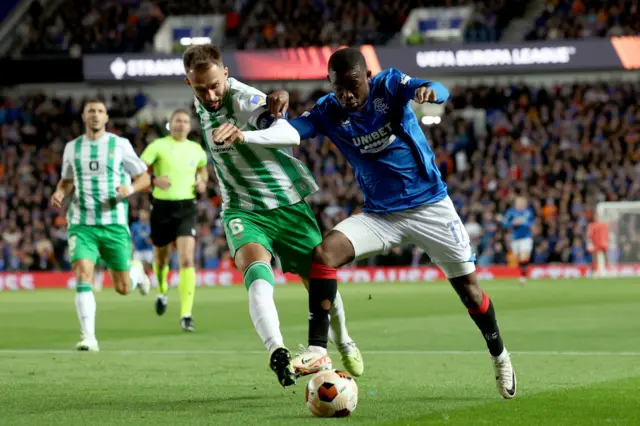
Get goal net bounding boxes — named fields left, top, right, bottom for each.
left=595, top=201, right=640, bottom=273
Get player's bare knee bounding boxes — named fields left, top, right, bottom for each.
left=75, top=270, right=92, bottom=283
left=312, top=243, right=343, bottom=269
left=112, top=275, right=130, bottom=295
left=448, top=272, right=483, bottom=308
left=235, top=243, right=271, bottom=273
left=179, top=257, right=195, bottom=269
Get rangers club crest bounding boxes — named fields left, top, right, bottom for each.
left=373, top=98, right=388, bottom=114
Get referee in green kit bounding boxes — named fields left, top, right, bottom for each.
left=140, top=109, right=208, bottom=332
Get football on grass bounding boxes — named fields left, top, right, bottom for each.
left=305, top=369, right=358, bottom=417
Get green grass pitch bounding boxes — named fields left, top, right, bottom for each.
left=1, top=279, right=639, bottom=425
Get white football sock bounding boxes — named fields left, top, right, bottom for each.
left=75, top=285, right=96, bottom=340
left=329, top=291, right=351, bottom=345
left=128, top=261, right=141, bottom=292
left=248, top=279, right=284, bottom=354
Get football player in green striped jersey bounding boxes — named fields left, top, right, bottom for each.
left=51, top=100, right=152, bottom=352
left=184, top=44, right=364, bottom=387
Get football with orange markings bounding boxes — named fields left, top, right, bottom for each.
left=305, top=369, right=358, bottom=418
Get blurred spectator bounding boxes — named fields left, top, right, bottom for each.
left=16, top=0, right=242, bottom=56
left=526, top=0, right=639, bottom=41
left=15, top=0, right=530, bottom=56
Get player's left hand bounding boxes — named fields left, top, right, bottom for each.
left=414, top=86, right=438, bottom=104
left=212, top=123, right=244, bottom=147
left=267, top=90, right=290, bottom=118
left=116, top=185, right=136, bottom=198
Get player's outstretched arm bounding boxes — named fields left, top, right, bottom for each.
left=241, top=118, right=301, bottom=148
left=388, top=68, right=450, bottom=105
left=267, top=89, right=321, bottom=141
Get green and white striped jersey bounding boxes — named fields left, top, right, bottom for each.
left=61, top=132, right=148, bottom=226
left=195, top=78, right=319, bottom=211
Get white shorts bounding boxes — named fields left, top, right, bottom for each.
left=511, top=238, right=533, bottom=258
left=134, top=250, right=154, bottom=264
left=333, top=196, right=476, bottom=278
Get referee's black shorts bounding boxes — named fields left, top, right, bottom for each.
left=150, top=198, right=197, bottom=247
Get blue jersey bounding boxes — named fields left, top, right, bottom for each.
left=290, top=68, right=449, bottom=213
left=503, top=208, right=534, bottom=240
left=131, top=221, right=152, bottom=251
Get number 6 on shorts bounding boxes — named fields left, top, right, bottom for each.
left=229, top=218, right=244, bottom=235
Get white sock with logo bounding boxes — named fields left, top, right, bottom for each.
left=329, top=291, right=351, bottom=345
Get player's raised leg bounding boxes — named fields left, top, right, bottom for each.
left=153, top=244, right=171, bottom=314
left=176, top=235, right=197, bottom=331
left=224, top=211, right=295, bottom=388
left=409, top=197, right=516, bottom=399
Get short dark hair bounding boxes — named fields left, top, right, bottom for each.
left=170, top=108, right=191, bottom=120
left=83, top=99, right=106, bottom=111
left=328, top=48, right=366, bottom=74
left=183, top=44, right=224, bottom=71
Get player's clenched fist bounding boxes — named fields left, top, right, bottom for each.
left=212, top=123, right=244, bottom=147
left=267, top=90, right=289, bottom=118
left=50, top=190, right=66, bottom=209
left=414, top=86, right=437, bottom=104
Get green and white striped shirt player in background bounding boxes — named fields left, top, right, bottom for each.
left=51, top=100, right=152, bottom=352
left=183, top=44, right=363, bottom=387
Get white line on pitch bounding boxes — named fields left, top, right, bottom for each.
left=1, top=349, right=640, bottom=356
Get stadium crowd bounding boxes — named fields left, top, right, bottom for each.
left=526, top=0, right=640, bottom=40
left=15, top=0, right=243, bottom=56
left=15, top=0, right=532, bottom=56
left=2, top=80, right=640, bottom=271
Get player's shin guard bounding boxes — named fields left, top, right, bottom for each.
left=308, top=263, right=338, bottom=349
left=178, top=267, right=196, bottom=318
left=154, top=263, right=169, bottom=295
left=245, top=261, right=283, bottom=352
left=75, top=281, right=96, bottom=340
left=468, top=290, right=505, bottom=357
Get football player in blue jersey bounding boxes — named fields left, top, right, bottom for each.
left=503, top=196, right=535, bottom=286
left=267, top=48, right=516, bottom=399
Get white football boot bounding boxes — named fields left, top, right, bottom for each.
left=76, top=338, right=100, bottom=352
left=292, top=345, right=333, bottom=377
left=492, top=349, right=517, bottom=399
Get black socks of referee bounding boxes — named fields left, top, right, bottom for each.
left=468, top=290, right=505, bottom=357
left=308, top=262, right=338, bottom=348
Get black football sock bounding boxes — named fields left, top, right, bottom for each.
left=468, top=290, right=505, bottom=357
left=308, top=262, right=338, bottom=349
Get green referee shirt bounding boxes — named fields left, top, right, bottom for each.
left=141, top=136, right=208, bottom=201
